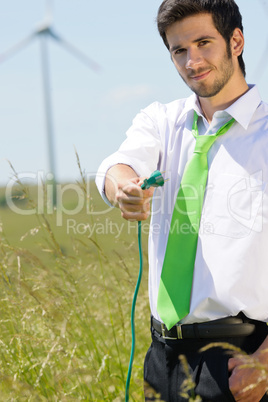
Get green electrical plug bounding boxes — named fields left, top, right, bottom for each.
left=141, top=170, right=165, bottom=190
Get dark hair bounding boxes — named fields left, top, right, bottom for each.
left=157, top=0, right=246, bottom=76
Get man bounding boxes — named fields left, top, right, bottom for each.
left=96, top=0, right=268, bottom=400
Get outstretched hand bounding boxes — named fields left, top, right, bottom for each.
left=116, top=177, right=154, bottom=221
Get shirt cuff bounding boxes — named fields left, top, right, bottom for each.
left=95, top=152, right=152, bottom=207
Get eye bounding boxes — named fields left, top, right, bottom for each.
left=198, top=40, right=209, bottom=47
left=174, top=48, right=186, bottom=55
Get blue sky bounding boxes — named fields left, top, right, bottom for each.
left=1, top=0, right=268, bottom=186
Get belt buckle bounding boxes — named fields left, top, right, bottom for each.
left=176, top=324, right=183, bottom=339
left=161, top=323, right=183, bottom=340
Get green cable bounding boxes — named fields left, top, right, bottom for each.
left=125, top=171, right=165, bottom=401
left=125, top=220, right=143, bottom=402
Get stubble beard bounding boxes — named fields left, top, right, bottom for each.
left=181, top=46, right=234, bottom=98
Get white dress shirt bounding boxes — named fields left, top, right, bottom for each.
left=96, top=85, right=268, bottom=324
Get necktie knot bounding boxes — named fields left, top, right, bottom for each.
left=193, top=111, right=236, bottom=154
left=194, top=134, right=217, bottom=154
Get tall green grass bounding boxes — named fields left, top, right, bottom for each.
left=0, top=169, right=151, bottom=401
left=1, top=164, right=267, bottom=401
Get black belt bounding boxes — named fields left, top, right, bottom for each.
left=152, top=315, right=256, bottom=340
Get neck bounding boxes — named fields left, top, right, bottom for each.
left=199, top=77, right=249, bottom=123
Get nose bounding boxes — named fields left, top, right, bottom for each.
left=185, top=48, right=202, bottom=70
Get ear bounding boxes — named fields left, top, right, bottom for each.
left=231, top=28, right=244, bottom=57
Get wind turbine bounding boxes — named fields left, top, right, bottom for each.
left=0, top=0, right=100, bottom=205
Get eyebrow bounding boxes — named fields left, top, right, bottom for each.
left=170, top=36, right=216, bottom=53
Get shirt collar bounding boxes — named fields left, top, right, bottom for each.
left=179, top=84, right=261, bottom=130
left=224, top=85, right=261, bottom=129
left=182, top=93, right=203, bottom=118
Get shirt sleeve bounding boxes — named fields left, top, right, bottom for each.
left=95, top=102, right=162, bottom=205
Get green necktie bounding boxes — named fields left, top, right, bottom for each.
left=157, top=111, right=235, bottom=330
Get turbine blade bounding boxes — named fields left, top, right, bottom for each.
left=0, top=32, right=36, bottom=63
left=48, top=29, right=101, bottom=72
left=45, top=0, right=53, bottom=24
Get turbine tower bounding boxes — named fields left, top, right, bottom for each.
left=0, top=0, right=100, bottom=205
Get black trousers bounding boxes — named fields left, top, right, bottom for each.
left=144, top=319, right=268, bottom=402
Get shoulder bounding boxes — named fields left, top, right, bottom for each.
left=137, top=97, right=189, bottom=127
left=142, top=98, right=188, bottom=116
left=258, top=99, right=268, bottom=113
left=255, top=100, right=268, bottom=126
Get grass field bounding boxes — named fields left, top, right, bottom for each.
left=1, top=169, right=267, bottom=401
left=0, top=173, right=152, bottom=401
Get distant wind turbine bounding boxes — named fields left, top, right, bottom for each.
left=0, top=0, right=100, bottom=204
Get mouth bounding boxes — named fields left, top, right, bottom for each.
left=190, top=70, right=211, bottom=81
